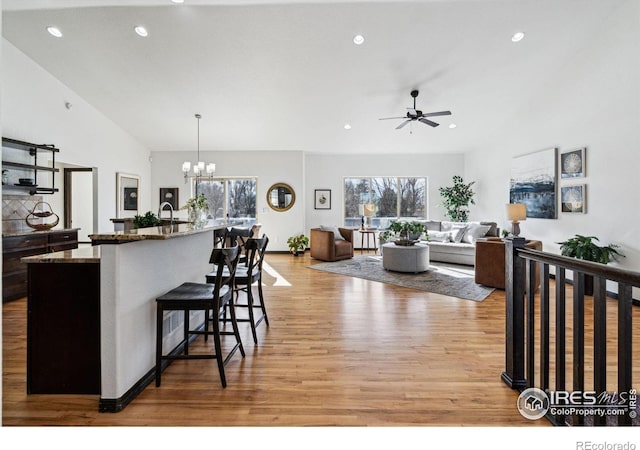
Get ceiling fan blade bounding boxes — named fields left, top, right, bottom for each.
left=379, top=116, right=407, bottom=120
left=396, top=120, right=412, bottom=129
left=421, top=110, right=452, bottom=118
left=419, top=118, right=439, bottom=127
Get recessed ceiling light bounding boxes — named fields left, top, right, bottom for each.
left=449, top=123, right=457, bottom=129
left=134, top=26, right=149, bottom=37
left=344, top=124, right=352, bottom=130
left=353, top=34, right=365, bottom=45
left=171, top=0, right=184, bottom=3
left=47, top=26, right=63, bottom=38
left=511, top=32, right=525, bottom=42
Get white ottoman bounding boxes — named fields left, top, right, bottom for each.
left=382, top=242, right=430, bottom=273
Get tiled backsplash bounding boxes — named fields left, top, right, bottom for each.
left=2, top=194, right=46, bottom=233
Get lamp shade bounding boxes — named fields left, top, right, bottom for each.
left=363, top=203, right=376, bottom=217
left=506, top=203, right=526, bottom=222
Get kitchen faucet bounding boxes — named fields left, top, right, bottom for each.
left=158, top=202, right=174, bottom=225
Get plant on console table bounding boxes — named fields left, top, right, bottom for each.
left=287, top=234, right=309, bottom=256
left=438, top=175, right=476, bottom=222
left=557, top=234, right=624, bottom=295
left=185, top=194, right=209, bottom=228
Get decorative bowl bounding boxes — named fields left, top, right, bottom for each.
left=394, top=239, right=419, bottom=246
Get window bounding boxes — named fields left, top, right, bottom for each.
left=344, top=177, right=427, bottom=228
left=194, top=177, right=257, bottom=226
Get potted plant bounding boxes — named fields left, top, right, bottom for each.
left=387, top=220, right=427, bottom=242
left=287, top=234, right=309, bottom=256
left=185, top=193, right=208, bottom=227
left=557, top=234, right=624, bottom=295
left=438, top=175, right=476, bottom=222
left=133, top=211, right=162, bottom=229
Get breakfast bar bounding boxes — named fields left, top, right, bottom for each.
left=23, top=222, right=232, bottom=412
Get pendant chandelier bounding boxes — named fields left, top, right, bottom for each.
left=182, top=113, right=215, bottom=183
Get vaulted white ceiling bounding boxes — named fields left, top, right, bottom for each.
left=1, top=0, right=625, bottom=154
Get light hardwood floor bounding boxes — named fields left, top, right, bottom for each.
left=2, top=252, right=634, bottom=428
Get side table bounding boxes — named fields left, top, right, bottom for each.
left=359, top=228, right=377, bottom=254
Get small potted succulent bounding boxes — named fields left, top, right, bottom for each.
left=287, top=234, right=309, bottom=256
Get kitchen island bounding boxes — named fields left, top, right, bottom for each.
left=23, top=222, right=232, bottom=412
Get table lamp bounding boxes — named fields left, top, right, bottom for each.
left=506, top=203, right=526, bottom=236
left=363, top=203, right=376, bottom=229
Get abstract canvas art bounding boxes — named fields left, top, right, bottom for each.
left=510, top=148, right=557, bottom=219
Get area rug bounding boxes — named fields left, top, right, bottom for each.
left=308, top=255, right=494, bottom=301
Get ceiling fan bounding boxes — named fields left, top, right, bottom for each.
left=379, top=90, right=452, bottom=130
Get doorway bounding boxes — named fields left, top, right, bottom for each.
left=63, top=167, right=98, bottom=244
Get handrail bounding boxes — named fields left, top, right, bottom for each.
left=518, top=248, right=640, bottom=285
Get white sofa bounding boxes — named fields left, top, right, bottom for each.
left=419, top=220, right=499, bottom=266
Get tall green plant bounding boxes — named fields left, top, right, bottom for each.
left=557, top=235, right=624, bottom=264
left=438, top=175, right=476, bottom=222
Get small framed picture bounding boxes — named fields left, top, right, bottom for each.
left=123, top=187, right=138, bottom=211
left=560, top=148, right=586, bottom=178
left=561, top=184, right=586, bottom=213
left=314, top=189, right=331, bottom=210
left=160, top=187, right=179, bottom=211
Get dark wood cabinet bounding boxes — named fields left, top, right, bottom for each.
left=2, top=229, right=78, bottom=302
left=27, top=261, right=101, bottom=394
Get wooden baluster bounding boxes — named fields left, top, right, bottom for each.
left=526, top=259, right=536, bottom=388
left=593, top=276, right=607, bottom=426
left=555, top=266, right=567, bottom=425
left=539, top=263, right=550, bottom=392
left=573, top=271, right=585, bottom=426
left=618, top=283, right=633, bottom=426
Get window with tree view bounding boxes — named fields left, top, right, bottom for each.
left=194, top=177, right=257, bottom=226
left=344, top=177, right=427, bottom=228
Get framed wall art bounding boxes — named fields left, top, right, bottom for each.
left=561, top=184, right=586, bottom=213
left=314, top=189, right=331, bottom=210
left=509, top=147, right=558, bottom=219
left=560, top=147, right=586, bottom=179
left=159, top=187, right=179, bottom=211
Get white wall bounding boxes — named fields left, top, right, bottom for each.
left=150, top=150, right=304, bottom=252
left=305, top=152, right=467, bottom=233
left=465, top=0, right=640, bottom=284
left=1, top=38, right=151, bottom=234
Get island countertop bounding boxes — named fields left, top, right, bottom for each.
left=22, top=245, right=100, bottom=263
left=88, top=222, right=232, bottom=243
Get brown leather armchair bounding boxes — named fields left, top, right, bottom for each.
left=310, top=227, right=354, bottom=262
left=475, top=238, right=543, bottom=290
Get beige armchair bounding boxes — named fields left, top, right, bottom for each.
left=310, top=227, right=354, bottom=262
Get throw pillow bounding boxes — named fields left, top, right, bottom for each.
left=320, top=225, right=344, bottom=240
left=449, top=225, right=468, bottom=243
left=427, top=230, right=450, bottom=242
left=462, top=223, right=491, bottom=244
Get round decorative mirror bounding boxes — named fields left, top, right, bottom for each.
left=267, top=183, right=295, bottom=212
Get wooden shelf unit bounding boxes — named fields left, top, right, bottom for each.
left=2, top=137, right=60, bottom=195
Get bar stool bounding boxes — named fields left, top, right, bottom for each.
left=207, top=236, right=269, bottom=344
left=155, top=245, right=244, bottom=388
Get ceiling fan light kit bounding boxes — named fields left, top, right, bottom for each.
left=379, top=90, right=452, bottom=131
